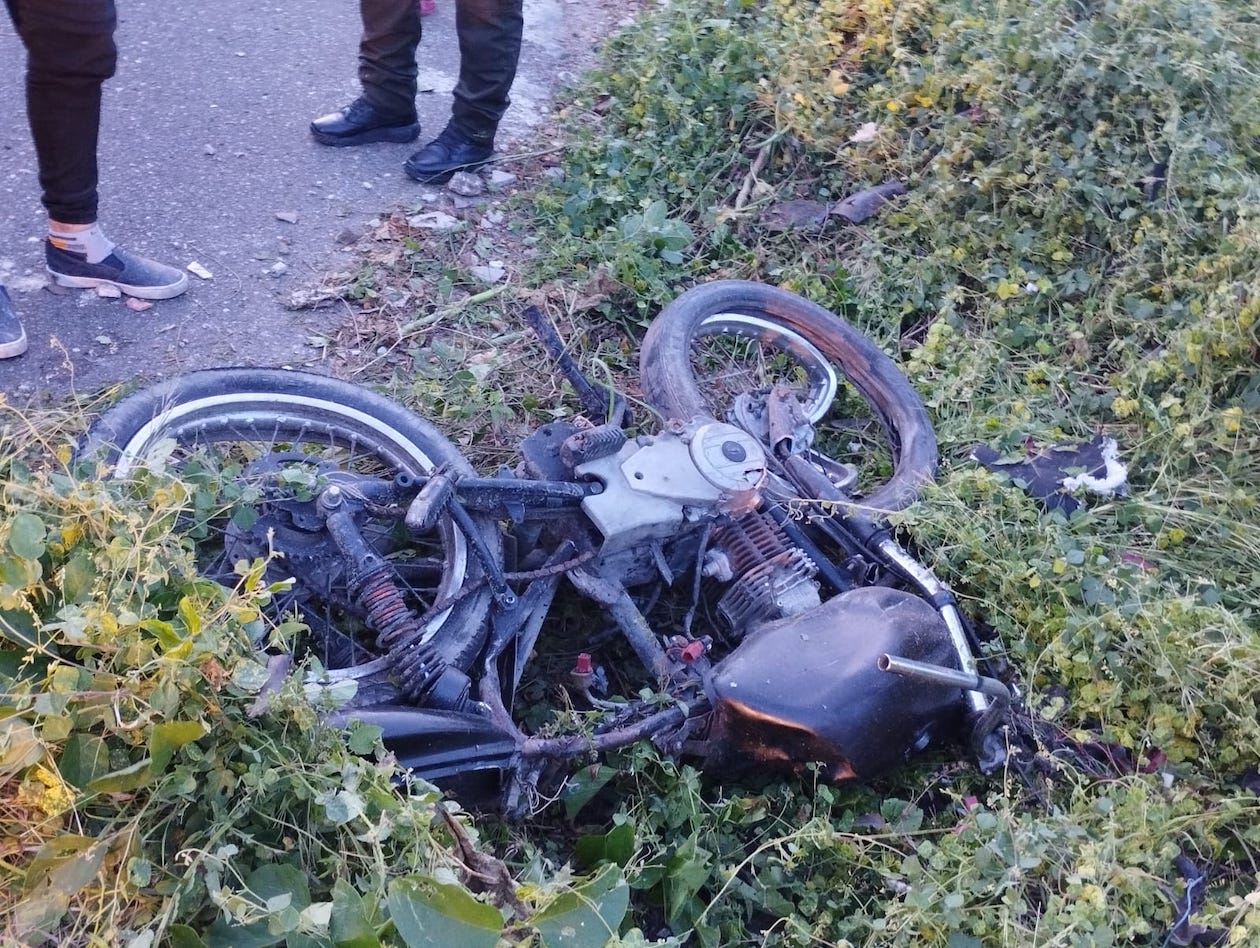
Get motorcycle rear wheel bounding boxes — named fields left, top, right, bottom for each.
left=639, top=280, right=937, bottom=512
left=77, top=368, right=498, bottom=694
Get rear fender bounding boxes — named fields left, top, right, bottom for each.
left=332, top=706, right=519, bottom=805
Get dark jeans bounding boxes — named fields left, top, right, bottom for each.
left=5, top=0, right=118, bottom=224
left=359, top=0, right=523, bottom=143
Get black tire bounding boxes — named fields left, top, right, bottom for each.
left=639, top=280, right=937, bottom=512
left=77, top=368, right=498, bottom=684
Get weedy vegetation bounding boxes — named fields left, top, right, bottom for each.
left=3, top=0, right=1259, bottom=944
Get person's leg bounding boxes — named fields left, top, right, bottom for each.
left=9, top=0, right=117, bottom=225
left=359, top=0, right=423, bottom=118
left=448, top=0, right=523, bottom=144
left=2, top=1, right=26, bottom=357
left=9, top=0, right=187, bottom=300
left=311, top=0, right=422, bottom=146
left=403, top=0, right=522, bottom=182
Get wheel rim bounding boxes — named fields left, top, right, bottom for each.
left=108, top=391, right=471, bottom=660
left=690, top=313, right=901, bottom=498
left=693, top=312, right=839, bottom=424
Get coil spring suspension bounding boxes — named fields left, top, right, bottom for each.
left=712, top=511, right=820, bottom=632
left=357, top=566, right=445, bottom=702
left=713, top=512, right=795, bottom=574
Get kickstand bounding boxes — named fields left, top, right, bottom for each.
left=522, top=305, right=629, bottom=427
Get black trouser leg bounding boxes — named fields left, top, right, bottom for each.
left=450, top=0, right=523, bottom=143
left=5, top=0, right=118, bottom=224
left=358, top=0, right=422, bottom=118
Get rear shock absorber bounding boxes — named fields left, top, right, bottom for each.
left=320, top=486, right=474, bottom=710
left=356, top=565, right=474, bottom=710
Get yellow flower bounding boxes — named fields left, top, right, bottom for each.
left=18, top=765, right=77, bottom=816
left=886, top=100, right=901, bottom=112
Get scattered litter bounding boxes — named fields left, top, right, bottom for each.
left=470, top=264, right=507, bottom=283
left=849, top=121, right=880, bottom=143
left=761, top=200, right=830, bottom=232
left=831, top=181, right=907, bottom=224
left=187, top=262, right=214, bottom=280
left=448, top=172, right=484, bottom=197
left=971, top=434, right=1129, bottom=514
left=96, top=284, right=122, bottom=299
left=275, top=211, right=299, bottom=224
left=406, top=211, right=462, bottom=232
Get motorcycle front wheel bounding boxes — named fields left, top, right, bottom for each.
left=77, top=368, right=498, bottom=696
left=639, top=280, right=937, bottom=513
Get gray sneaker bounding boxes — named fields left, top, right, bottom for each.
left=0, top=286, right=28, bottom=360
left=46, top=241, right=189, bottom=300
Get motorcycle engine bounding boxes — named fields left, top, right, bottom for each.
left=574, top=420, right=768, bottom=554
left=703, top=512, right=820, bottom=634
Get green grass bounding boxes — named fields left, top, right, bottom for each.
left=3, top=0, right=1260, bottom=944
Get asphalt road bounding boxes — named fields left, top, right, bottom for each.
left=0, top=0, right=581, bottom=399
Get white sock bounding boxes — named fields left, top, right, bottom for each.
left=48, top=223, right=116, bottom=265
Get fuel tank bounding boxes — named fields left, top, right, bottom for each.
left=704, top=586, right=964, bottom=781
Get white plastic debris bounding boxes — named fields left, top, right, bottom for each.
left=1060, top=437, right=1128, bottom=496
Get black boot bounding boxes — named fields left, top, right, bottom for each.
left=404, top=124, right=494, bottom=183
left=311, top=97, right=420, bottom=147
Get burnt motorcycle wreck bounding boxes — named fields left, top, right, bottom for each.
left=80, top=281, right=1012, bottom=812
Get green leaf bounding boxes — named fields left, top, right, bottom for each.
left=87, top=757, right=153, bottom=794
left=8, top=512, right=47, bottom=560
left=201, top=918, right=282, bottom=948
left=202, top=864, right=312, bottom=948
left=150, top=720, right=206, bottom=775
left=61, top=550, right=96, bottom=602
left=664, top=834, right=711, bottom=932
left=0, top=553, right=42, bottom=594
left=249, top=862, right=312, bottom=911
left=0, top=715, right=44, bottom=776
left=319, top=788, right=365, bottom=825
left=562, top=764, right=617, bottom=820
left=386, top=876, right=502, bottom=948
left=346, top=721, right=383, bottom=756
left=574, top=821, right=635, bottom=869
left=331, top=878, right=381, bottom=948
left=16, top=836, right=107, bottom=941
left=140, top=618, right=184, bottom=650
left=168, top=925, right=210, bottom=948
left=534, top=864, right=630, bottom=948
left=58, top=733, right=109, bottom=789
